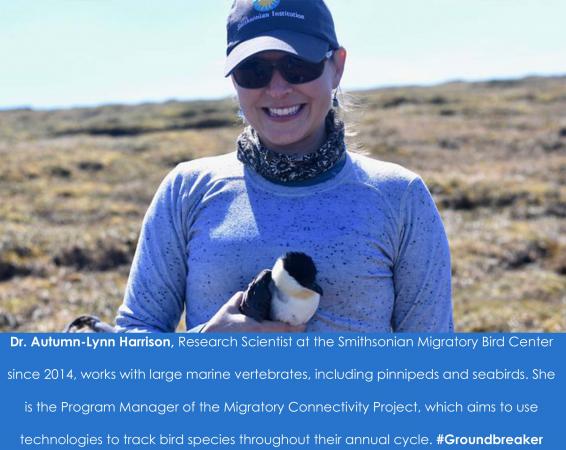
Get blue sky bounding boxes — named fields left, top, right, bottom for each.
left=1, top=0, right=564, bottom=109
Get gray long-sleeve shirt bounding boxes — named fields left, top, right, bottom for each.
left=116, top=151, right=452, bottom=332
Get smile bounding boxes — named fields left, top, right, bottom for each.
left=264, top=104, right=304, bottom=118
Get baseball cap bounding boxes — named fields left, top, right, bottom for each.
left=225, top=0, right=339, bottom=77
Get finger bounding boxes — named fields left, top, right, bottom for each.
left=260, top=320, right=307, bottom=333
left=223, top=291, right=244, bottom=312
left=287, top=324, right=307, bottom=332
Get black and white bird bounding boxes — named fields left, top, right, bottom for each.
left=64, top=315, right=116, bottom=333
left=239, top=252, right=323, bottom=326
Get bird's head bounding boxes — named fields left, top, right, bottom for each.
left=271, top=252, right=323, bottom=297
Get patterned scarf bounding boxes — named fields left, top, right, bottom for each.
left=236, top=109, right=346, bottom=183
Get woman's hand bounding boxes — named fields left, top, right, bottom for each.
left=201, top=292, right=306, bottom=332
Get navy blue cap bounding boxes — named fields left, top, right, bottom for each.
left=225, top=0, right=339, bottom=76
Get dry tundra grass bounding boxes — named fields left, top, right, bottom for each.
left=0, top=76, right=565, bottom=331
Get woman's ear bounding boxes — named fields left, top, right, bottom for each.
left=331, top=47, right=347, bottom=89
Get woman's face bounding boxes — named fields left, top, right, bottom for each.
left=233, top=48, right=346, bottom=155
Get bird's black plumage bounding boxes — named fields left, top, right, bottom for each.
left=281, top=252, right=317, bottom=287
left=64, top=315, right=116, bottom=333
left=239, top=252, right=323, bottom=323
left=239, top=269, right=273, bottom=321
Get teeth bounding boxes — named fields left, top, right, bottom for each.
left=268, top=105, right=301, bottom=117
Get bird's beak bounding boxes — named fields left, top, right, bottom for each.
left=309, top=282, right=323, bottom=296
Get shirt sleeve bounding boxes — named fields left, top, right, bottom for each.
left=115, top=167, right=189, bottom=332
left=391, top=176, right=453, bottom=332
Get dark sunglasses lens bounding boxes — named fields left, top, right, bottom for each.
left=233, top=58, right=273, bottom=89
left=281, top=56, right=325, bottom=84
left=233, top=55, right=327, bottom=88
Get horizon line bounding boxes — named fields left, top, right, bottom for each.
left=2, top=72, right=565, bottom=113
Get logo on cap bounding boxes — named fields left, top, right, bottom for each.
left=253, top=0, right=280, bottom=12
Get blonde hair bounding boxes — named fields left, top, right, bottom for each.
left=333, top=88, right=366, bottom=154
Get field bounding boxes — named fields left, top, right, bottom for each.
left=0, top=76, right=565, bottom=331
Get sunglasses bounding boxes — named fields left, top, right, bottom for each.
left=232, top=51, right=334, bottom=89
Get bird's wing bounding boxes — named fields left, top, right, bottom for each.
left=239, top=269, right=273, bottom=322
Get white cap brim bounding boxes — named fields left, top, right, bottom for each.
left=224, top=30, right=330, bottom=77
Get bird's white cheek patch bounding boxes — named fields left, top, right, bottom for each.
left=272, top=259, right=304, bottom=294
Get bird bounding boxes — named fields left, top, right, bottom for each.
left=63, top=315, right=116, bottom=333
left=239, top=252, right=323, bottom=326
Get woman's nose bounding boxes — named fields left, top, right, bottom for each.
left=265, top=69, right=292, bottom=98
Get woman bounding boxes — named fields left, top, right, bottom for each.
left=116, top=0, right=453, bottom=332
